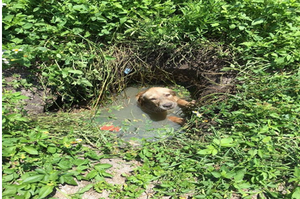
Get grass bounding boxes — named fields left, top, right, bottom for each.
left=2, top=0, right=300, bottom=198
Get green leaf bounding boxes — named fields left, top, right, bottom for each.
left=23, top=23, right=33, bottom=29
left=73, top=159, right=89, bottom=166
left=2, top=146, right=16, bottom=157
left=85, top=169, right=98, bottom=180
left=38, top=185, right=54, bottom=198
left=2, top=185, right=17, bottom=196
left=37, top=47, right=48, bottom=52
left=78, top=183, right=94, bottom=194
left=58, top=159, right=73, bottom=170
left=292, top=187, right=300, bottom=199
left=211, top=171, right=221, bottom=178
left=262, top=136, right=271, bottom=143
left=23, top=146, right=39, bottom=155
left=79, top=78, right=93, bottom=87
left=211, top=23, right=219, bottom=27
left=213, top=137, right=235, bottom=147
left=68, top=69, right=83, bottom=75
left=197, top=145, right=218, bottom=156
left=99, top=171, right=113, bottom=178
left=3, top=15, right=14, bottom=22
left=84, top=31, right=91, bottom=37
left=2, top=174, right=14, bottom=182
left=234, top=182, right=251, bottom=189
left=86, top=151, right=101, bottom=160
left=23, top=174, right=44, bottom=183
left=229, top=24, right=236, bottom=29
left=252, top=18, right=264, bottom=26
left=294, top=167, right=300, bottom=178
left=60, top=175, right=78, bottom=186
left=120, top=17, right=127, bottom=24
left=94, top=163, right=112, bottom=170
left=234, top=169, right=246, bottom=182
left=105, top=56, right=116, bottom=61
left=47, top=146, right=57, bottom=154
left=35, top=169, right=47, bottom=174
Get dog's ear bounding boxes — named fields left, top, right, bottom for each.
left=169, top=89, right=177, bottom=96
left=136, top=89, right=148, bottom=105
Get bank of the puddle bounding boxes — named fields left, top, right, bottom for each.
left=92, top=86, right=190, bottom=142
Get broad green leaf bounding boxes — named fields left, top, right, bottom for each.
left=100, top=171, right=113, bottom=178
left=234, top=169, right=246, bottom=182
left=292, top=187, right=300, bottom=199
left=197, top=145, right=218, bottom=156
left=58, top=159, right=72, bottom=170
left=23, top=174, right=44, bottom=183
left=2, top=146, right=16, bottom=157
left=259, top=125, right=269, bottom=133
left=23, top=23, right=33, bottom=29
left=79, top=78, right=93, bottom=87
left=84, top=31, right=91, bottom=37
left=211, top=171, right=221, bottom=178
left=120, top=17, right=127, bottom=24
left=60, top=175, right=77, bottom=186
left=294, top=167, right=300, bottom=178
left=37, top=47, right=48, bottom=52
left=262, top=136, right=271, bottom=143
left=23, top=146, right=39, bottom=155
left=86, top=151, right=101, bottom=160
left=86, top=169, right=98, bottom=180
left=74, top=159, right=89, bottom=166
left=229, top=24, right=236, bottom=29
left=3, top=15, right=14, bottom=22
left=2, top=174, right=14, bottom=182
left=78, top=183, right=94, bottom=194
left=211, top=23, right=219, bottom=27
left=213, top=137, right=235, bottom=147
left=234, top=182, right=251, bottom=189
left=95, top=163, right=113, bottom=170
left=47, top=146, right=57, bottom=154
left=38, top=185, right=54, bottom=198
left=252, top=18, right=265, bottom=26
left=24, top=190, right=31, bottom=199
left=2, top=185, right=17, bottom=196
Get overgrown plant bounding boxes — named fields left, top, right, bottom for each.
left=2, top=0, right=300, bottom=198
left=2, top=91, right=117, bottom=198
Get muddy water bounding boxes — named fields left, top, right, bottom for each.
left=93, top=87, right=185, bottom=141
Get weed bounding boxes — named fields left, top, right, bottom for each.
left=2, top=0, right=300, bottom=198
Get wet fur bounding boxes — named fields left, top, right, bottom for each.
left=136, top=87, right=194, bottom=125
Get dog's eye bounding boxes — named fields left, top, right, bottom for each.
left=165, top=93, right=171, bottom=97
left=149, top=98, right=157, bottom=101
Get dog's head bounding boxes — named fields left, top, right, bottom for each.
left=136, top=87, right=178, bottom=113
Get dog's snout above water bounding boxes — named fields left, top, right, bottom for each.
left=162, top=102, right=174, bottom=109
left=136, top=87, right=195, bottom=125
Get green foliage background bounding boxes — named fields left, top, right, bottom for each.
left=2, top=0, right=300, bottom=198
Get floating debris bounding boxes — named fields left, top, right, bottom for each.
left=100, top=125, right=121, bottom=132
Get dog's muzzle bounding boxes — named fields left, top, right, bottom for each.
left=160, top=102, right=176, bottom=110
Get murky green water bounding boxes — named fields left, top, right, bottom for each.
left=93, top=87, right=185, bottom=141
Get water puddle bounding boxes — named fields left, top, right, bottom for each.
left=93, top=86, right=188, bottom=142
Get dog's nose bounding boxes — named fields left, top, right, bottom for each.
left=162, top=103, right=173, bottom=109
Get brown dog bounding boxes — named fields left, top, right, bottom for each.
left=136, top=87, right=195, bottom=125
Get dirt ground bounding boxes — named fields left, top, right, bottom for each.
left=51, top=158, right=169, bottom=199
